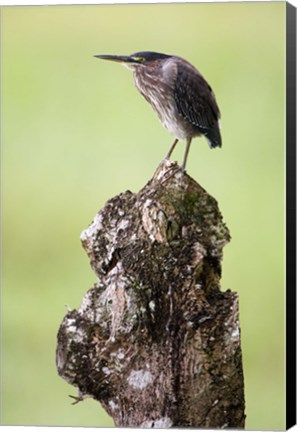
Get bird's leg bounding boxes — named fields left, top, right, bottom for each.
left=181, top=138, right=192, bottom=172
left=165, top=138, right=179, bottom=160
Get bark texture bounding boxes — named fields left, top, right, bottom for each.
left=56, top=160, right=245, bottom=428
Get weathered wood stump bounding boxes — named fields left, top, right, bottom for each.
left=56, top=160, right=245, bottom=428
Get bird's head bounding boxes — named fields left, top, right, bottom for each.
left=94, top=51, right=171, bottom=70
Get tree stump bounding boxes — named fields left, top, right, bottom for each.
left=56, top=160, right=245, bottom=428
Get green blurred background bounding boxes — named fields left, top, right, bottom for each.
left=1, top=2, right=285, bottom=428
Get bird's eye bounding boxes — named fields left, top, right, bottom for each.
left=131, top=56, right=145, bottom=63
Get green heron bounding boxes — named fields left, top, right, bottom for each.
left=94, top=51, right=221, bottom=171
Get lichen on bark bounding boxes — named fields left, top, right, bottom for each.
left=56, top=160, right=245, bottom=428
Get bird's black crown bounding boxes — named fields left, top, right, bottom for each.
left=131, top=51, right=172, bottom=62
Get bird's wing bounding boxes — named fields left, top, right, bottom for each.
left=174, top=61, right=220, bottom=134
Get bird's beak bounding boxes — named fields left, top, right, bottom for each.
left=94, top=54, right=139, bottom=64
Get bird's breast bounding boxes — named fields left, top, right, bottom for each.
left=133, top=66, right=195, bottom=140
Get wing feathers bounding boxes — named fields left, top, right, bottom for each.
left=174, top=59, right=222, bottom=147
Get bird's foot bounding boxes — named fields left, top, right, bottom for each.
left=69, top=393, right=84, bottom=405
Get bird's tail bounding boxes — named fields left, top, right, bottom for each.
left=205, top=124, right=222, bottom=148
